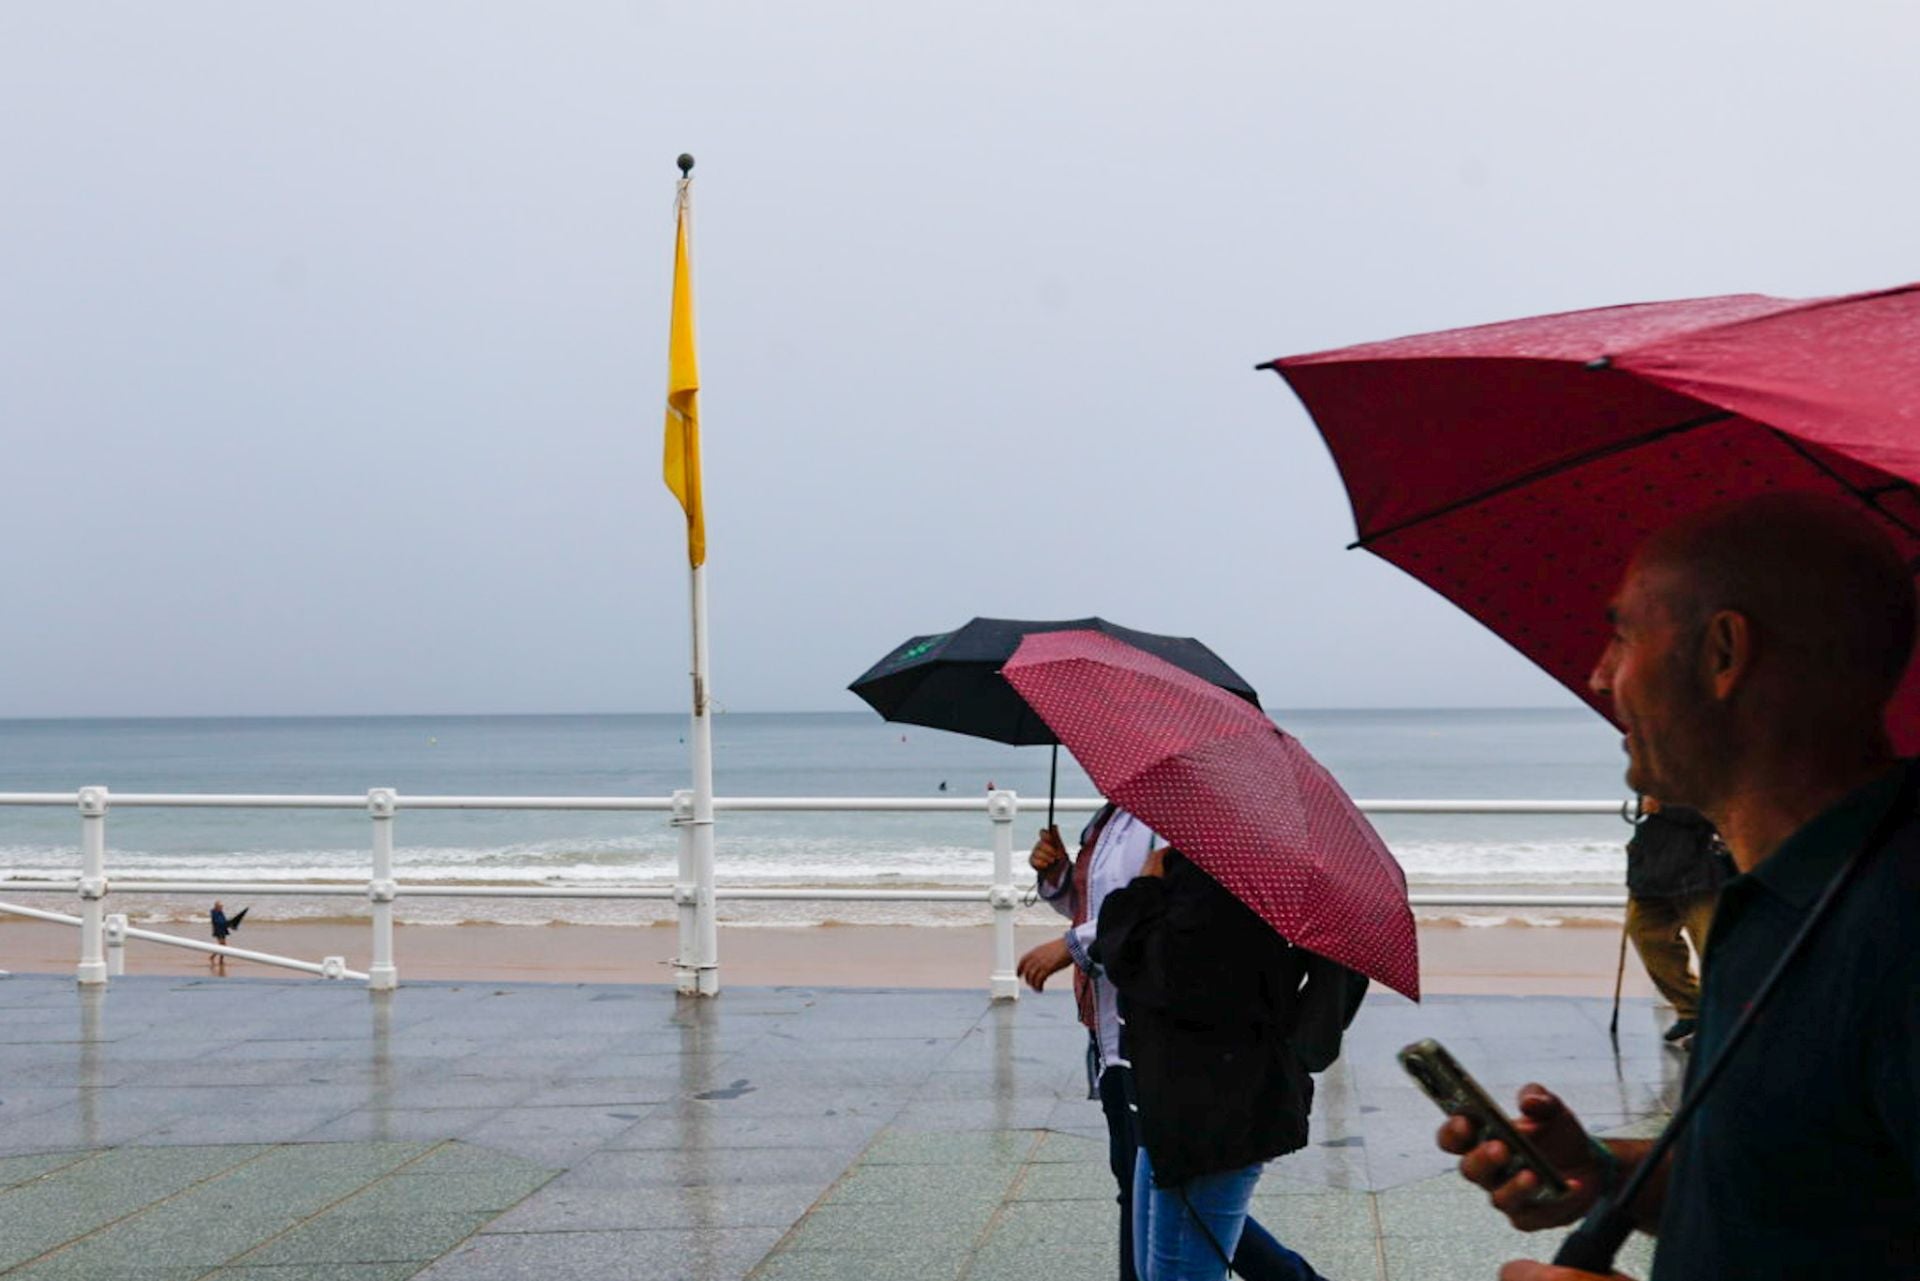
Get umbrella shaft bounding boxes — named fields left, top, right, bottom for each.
left=1048, top=745, right=1058, bottom=828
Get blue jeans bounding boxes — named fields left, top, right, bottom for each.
left=1132, top=1148, right=1327, bottom=1281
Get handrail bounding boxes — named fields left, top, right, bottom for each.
left=0, top=900, right=84, bottom=927
left=0, top=792, right=1629, bottom=815
left=0, top=900, right=364, bottom=980
left=0, top=787, right=1636, bottom=993
left=119, top=920, right=366, bottom=980
left=0, top=881, right=1626, bottom=907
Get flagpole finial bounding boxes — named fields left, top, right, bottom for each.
left=677, top=153, right=695, bottom=177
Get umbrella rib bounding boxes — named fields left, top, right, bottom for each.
left=1346, top=408, right=1735, bottom=550
left=1763, top=428, right=1920, bottom=545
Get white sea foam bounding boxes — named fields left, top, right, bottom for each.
left=1388, top=838, right=1623, bottom=884
left=0, top=835, right=1624, bottom=883
left=0, top=834, right=1629, bottom=934
left=0, top=839, right=1006, bottom=887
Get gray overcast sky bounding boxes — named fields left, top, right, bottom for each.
left=2, top=3, right=1915, bottom=717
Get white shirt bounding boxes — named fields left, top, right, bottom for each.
left=1038, top=806, right=1159, bottom=1073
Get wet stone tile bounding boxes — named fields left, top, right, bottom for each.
left=209, top=1266, right=423, bottom=1281
left=481, top=1180, right=823, bottom=1233
left=239, top=1211, right=492, bottom=1266
left=414, top=1226, right=785, bottom=1280
left=857, top=1129, right=1039, bottom=1166
left=329, top=1168, right=556, bottom=1216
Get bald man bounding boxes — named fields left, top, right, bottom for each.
left=1438, top=494, right=1920, bottom=1280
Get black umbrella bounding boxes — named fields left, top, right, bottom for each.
left=849, top=616, right=1261, bottom=825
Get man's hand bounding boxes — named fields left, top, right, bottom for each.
left=1017, top=937, right=1074, bottom=991
left=1498, top=1262, right=1633, bottom=1280
left=1437, top=1084, right=1604, bottom=1231
left=1029, top=827, right=1068, bottom=883
left=1139, top=845, right=1169, bottom=879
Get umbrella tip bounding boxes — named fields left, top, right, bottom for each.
left=677, top=153, right=695, bottom=176
left=1585, top=355, right=1612, bottom=371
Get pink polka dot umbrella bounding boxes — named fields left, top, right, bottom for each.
left=1002, top=629, right=1419, bottom=1000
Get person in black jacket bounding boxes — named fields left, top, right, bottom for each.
left=1096, top=844, right=1369, bottom=1281
left=1625, top=796, right=1726, bottom=1043
left=209, top=900, right=231, bottom=972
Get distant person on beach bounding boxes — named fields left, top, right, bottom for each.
left=1437, top=494, right=1920, bottom=1280
left=208, top=901, right=247, bottom=972
left=1097, top=843, right=1366, bottom=1281
left=1623, top=795, right=1726, bottom=1045
left=209, top=900, right=230, bottom=972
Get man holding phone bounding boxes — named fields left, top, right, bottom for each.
left=1436, top=494, right=1920, bottom=1280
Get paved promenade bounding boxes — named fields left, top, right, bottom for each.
left=0, top=974, right=1679, bottom=1280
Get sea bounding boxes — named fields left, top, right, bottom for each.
left=0, top=710, right=1634, bottom=929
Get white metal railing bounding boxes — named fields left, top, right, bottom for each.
left=0, top=788, right=1632, bottom=996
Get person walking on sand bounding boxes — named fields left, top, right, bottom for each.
left=1624, top=796, right=1725, bottom=1046
left=1436, top=494, right=1920, bottom=1280
left=209, top=900, right=231, bottom=972
left=208, top=901, right=248, bottom=972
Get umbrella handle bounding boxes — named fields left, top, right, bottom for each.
left=1609, top=911, right=1630, bottom=1041
left=1048, top=744, right=1058, bottom=829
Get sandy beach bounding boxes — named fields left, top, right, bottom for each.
left=0, top=916, right=1668, bottom=998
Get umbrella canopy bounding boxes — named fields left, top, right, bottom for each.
left=1261, top=282, right=1920, bottom=750
left=1002, top=630, right=1418, bottom=1000
left=850, top=616, right=1260, bottom=745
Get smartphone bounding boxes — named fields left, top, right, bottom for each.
left=1398, top=1038, right=1570, bottom=1202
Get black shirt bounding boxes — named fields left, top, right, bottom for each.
left=1651, top=763, right=1920, bottom=1280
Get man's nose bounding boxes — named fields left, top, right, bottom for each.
left=1588, top=649, right=1614, bottom=697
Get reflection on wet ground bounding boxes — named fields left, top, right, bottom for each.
left=0, top=977, right=1679, bottom=1278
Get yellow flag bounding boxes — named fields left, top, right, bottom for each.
left=663, top=179, right=704, bottom=567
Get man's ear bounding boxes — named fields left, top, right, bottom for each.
left=1703, top=609, right=1755, bottom=701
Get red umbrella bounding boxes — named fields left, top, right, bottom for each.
left=1261, top=282, right=1920, bottom=749
left=1001, top=630, right=1419, bottom=1000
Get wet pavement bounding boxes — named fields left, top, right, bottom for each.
left=0, top=975, right=1680, bottom=1279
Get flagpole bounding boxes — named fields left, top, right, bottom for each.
left=684, top=554, right=719, bottom=996
left=665, top=152, right=719, bottom=997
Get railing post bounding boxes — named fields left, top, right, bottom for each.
left=987, top=789, right=1019, bottom=1001
left=105, top=913, right=127, bottom=977
left=76, top=786, right=109, bottom=986
left=366, top=788, right=398, bottom=991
